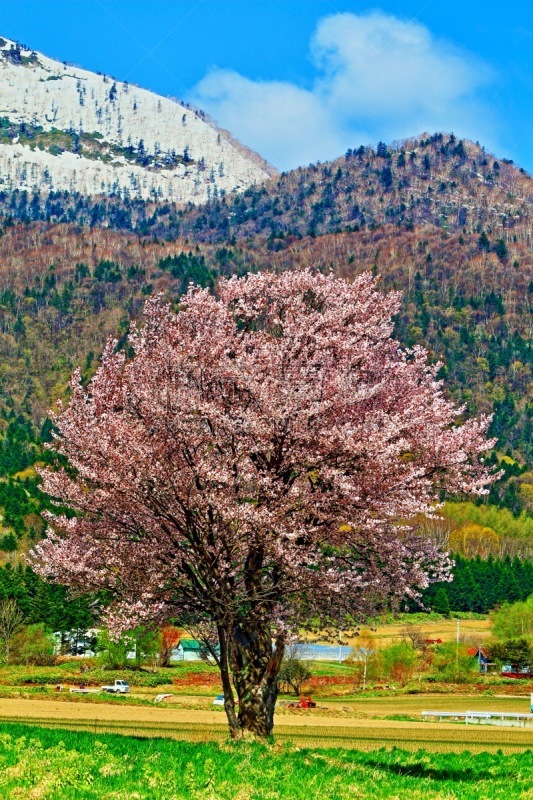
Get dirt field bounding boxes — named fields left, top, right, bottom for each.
left=312, top=617, right=492, bottom=649
left=368, top=617, right=492, bottom=646
left=1, top=693, right=533, bottom=753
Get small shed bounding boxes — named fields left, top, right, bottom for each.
left=468, top=646, right=494, bottom=673
left=172, top=639, right=204, bottom=662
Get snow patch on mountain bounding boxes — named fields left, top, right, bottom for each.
left=0, top=37, right=275, bottom=202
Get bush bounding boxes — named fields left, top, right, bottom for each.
left=380, top=642, right=418, bottom=686
left=430, top=642, right=478, bottom=684
left=10, top=624, right=55, bottom=666
left=96, top=631, right=131, bottom=670
left=278, top=658, right=311, bottom=696
left=491, top=597, right=533, bottom=639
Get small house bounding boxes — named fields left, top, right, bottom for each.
left=468, top=646, right=494, bottom=674
left=171, top=638, right=204, bottom=662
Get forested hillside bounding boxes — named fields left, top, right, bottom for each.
left=174, top=134, right=533, bottom=242
left=1, top=134, right=530, bottom=242
left=0, top=132, right=532, bottom=580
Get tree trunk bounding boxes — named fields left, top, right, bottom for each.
left=217, top=626, right=240, bottom=738
left=224, top=619, right=285, bottom=737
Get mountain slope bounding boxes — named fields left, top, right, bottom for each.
left=0, top=37, right=275, bottom=202
left=1, top=132, right=529, bottom=244
left=0, top=218, right=531, bottom=553
left=173, top=133, right=533, bottom=242
left=0, top=134, right=532, bottom=552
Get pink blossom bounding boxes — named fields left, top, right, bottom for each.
left=31, top=269, right=495, bottom=736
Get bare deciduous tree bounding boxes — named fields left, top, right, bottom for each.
left=0, top=599, right=24, bottom=664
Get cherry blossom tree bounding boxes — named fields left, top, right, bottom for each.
left=32, top=270, right=494, bottom=737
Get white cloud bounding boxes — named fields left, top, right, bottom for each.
left=192, top=69, right=347, bottom=169
left=190, top=12, right=496, bottom=171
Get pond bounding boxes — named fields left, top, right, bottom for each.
left=296, top=643, right=352, bottom=661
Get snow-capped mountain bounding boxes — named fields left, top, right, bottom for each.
left=0, top=37, right=275, bottom=203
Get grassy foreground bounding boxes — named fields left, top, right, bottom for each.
left=1, top=722, right=533, bottom=799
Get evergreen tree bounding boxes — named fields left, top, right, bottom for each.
left=433, top=587, right=451, bottom=616
left=494, top=238, right=508, bottom=260
left=478, top=231, right=491, bottom=251
left=376, top=141, right=389, bottom=158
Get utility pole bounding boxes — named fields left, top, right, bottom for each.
left=455, top=618, right=460, bottom=678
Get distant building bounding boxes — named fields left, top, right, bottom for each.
left=467, top=646, right=494, bottom=674
left=53, top=629, right=99, bottom=657
left=171, top=639, right=205, bottom=662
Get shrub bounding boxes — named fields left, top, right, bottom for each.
left=380, top=642, right=418, bottom=685
left=96, top=631, right=130, bottom=670
left=10, top=624, right=56, bottom=666
left=431, top=642, right=478, bottom=684
left=277, top=658, right=311, bottom=696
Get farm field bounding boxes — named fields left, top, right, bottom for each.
left=1, top=693, right=533, bottom=754
left=309, top=615, right=492, bottom=649
left=1, top=721, right=533, bottom=799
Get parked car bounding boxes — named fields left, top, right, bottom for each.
left=101, top=680, right=130, bottom=694
left=213, top=694, right=225, bottom=706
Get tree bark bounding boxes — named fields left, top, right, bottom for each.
left=217, top=626, right=241, bottom=738
left=224, top=618, right=285, bottom=737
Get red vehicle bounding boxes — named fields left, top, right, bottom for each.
left=287, top=696, right=316, bottom=709
left=501, top=668, right=531, bottom=680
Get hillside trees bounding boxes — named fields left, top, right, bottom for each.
left=491, top=596, right=533, bottom=639
left=33, top=270, right=494, bottom=737
left=420, top=554, right=533, bottom=613
left=0, top=598, right=23, bottom=663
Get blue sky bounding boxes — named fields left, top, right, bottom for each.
left=2, top=1, right=532, bottom=171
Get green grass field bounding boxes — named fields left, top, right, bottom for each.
left=0, top=721, right=532, bottom=799
left=2, top=655, right=533, bottom=795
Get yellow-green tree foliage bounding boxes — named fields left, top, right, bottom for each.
left=448, top=523, right=500, bottom=558
left=491, top=596, right=533, bottom=639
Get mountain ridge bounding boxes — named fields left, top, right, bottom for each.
left=0, top=35, right=275, bottom=203
left=0, top=132, right=529, bottom=245
left=173, top=132, right=533, bottom=242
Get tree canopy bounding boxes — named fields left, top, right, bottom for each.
left=33, top=269, right=494, bottom=736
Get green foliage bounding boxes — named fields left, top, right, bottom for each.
left=432, top=587, right=451, bottom=616
left=478, top=231, right=491, bottom=251
left=380, top=642, right=418, bottom=685
left=93, top=259, right=121, bottom=283
left=0, top=414, right=38, bottom=474
left=491, top=596, right=533, bottom=639
left=94, top=627, right=161, bottom=670
left=0, top=723, right=532, bottom=798
left=158, top=251, right=214, bottom=293
left=486, top=637, right=532, bottom=669
left=277, top=658, right=311, bottom=696
left=0, top=563, right=95, bottom=634
left=421, top=553, right=533, bottom=614
left=431, top=642, right=478, bottom=683
left=128, top=625, right=161, bottom=669
left=444, top=502, right=533, bottom=540
left=494, top=238, right=508, bottom=260
left=10, top=623, right=55, bottom=665
left=95, top=631, right=130, bottom=670
left=0, top=533, right=17, bottom=552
